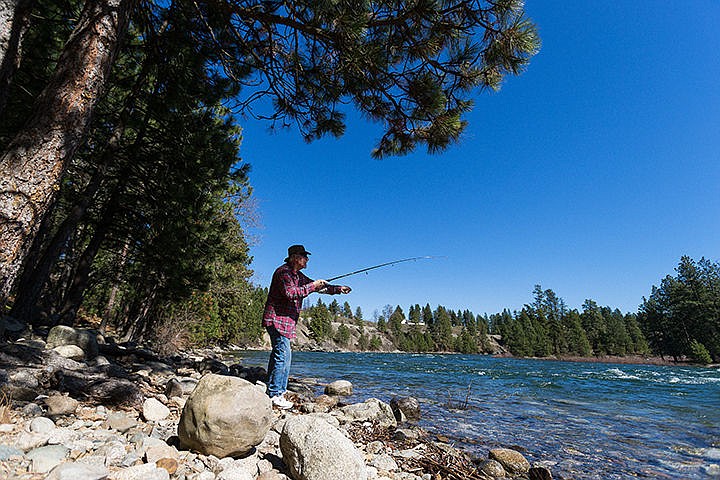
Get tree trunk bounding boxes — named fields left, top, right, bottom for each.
left=0, top=0, right=133, bottom=306
left=10, top=167, right=105, bottom=322
left=58, top=184, right=122, bottom=326
left=100, top=235, right=130, bottom=334
left=123, top=283, right=157, bottom=342
left=0, top=0, right=34, bottom=115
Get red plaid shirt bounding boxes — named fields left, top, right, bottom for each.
left=262, top=263, right=340, bottom=338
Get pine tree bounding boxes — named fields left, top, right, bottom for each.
left=376, top=316, right=387, bottom=333
left=389, top=306, right=405, bottom=336
left=342, top=301, right=353, bottom=319
left=329, top=299, right=340, bottom=317
left=639, top=256, right=720, bottom=361
left=335, top=324, right=351, bottom=346
left=432, top=306, right=454, bottom=351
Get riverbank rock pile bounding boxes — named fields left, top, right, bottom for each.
left=0, top=326, right=549, bottom=480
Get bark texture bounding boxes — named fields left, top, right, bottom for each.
left=0, top=0, right=35, bottom=115
left=0, top=0, right=132, bottom=303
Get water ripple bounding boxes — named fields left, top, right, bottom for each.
left=229, top=351, right=720, bottom=480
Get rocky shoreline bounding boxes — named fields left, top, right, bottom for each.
left=0, top=326, right=553, bottom=480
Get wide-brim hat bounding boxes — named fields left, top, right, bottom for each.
left=284, top=244, right=311, bottom=262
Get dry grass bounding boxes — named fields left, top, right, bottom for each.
left=153, top=317, right=191, bottom=357
left=0, top=390, right=13, bottom=423
left=446, top=383, right=473, bottom=410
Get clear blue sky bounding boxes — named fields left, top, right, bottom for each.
left=237, top=1, right=720, bottom=319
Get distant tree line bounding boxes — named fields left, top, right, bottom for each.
left=489, top=286, right=649, bottom=358
left=302, top=297, right=491, bottom=354
left=303, top=299, right=383, bottom=351
left=300, top=256, right=720, bottom=364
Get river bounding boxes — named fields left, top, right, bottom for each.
left=226, top=351, right=720, bottom=479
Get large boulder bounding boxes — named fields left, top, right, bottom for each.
left=178, top=374, right=272, bottom=458
left=46, top=326, right=99, bottom=359
left=280, top=415, right=367, bottom=480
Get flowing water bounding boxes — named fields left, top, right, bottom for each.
left=226, top=351, right=720, bottom=479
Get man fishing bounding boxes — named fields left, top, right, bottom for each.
left=263, top=244, right=351, bottom=409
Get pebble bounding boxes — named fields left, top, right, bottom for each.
left=26, top=444, right=70, bottom=472
left=22, top=402, right=44, bottom=417
left=45, top=462, right=110, bottom=480
left=370, top=453, right=399, bottom=472
left=105, top=411, right=138, bottom=432
left=143, top=397, right=171, bottom=421
left=30, top=416, right=56, bottom=433
left=0, top=444, right=24, bottom=460
left=0, top=423, right=14, bottom=433
left=45, top=395, right=79, bottom=416
left=107, top=462, right=171, bottom=480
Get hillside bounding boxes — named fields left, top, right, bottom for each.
left=257, top=318, right=506, bottom=355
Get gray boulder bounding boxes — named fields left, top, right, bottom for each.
left=489, top=448, right=531, bottom=475
left=178, top=373, right=272, bottom=457
left=5, top=368, right=40, bottom=401
left=390, top=396, right=421, bottom=422
left=29, top=417, right=56, bottom=433
left=52, top=344, right=85, bottom=360
left=142, top=397, right=170, bottom=421
left=324, top=380, right=352, bottom=396
left=334, top=398, right=397, bottom=427
left=45, top=395, right=79, bottom=416
left=26, top=444, right=70, bottom=473
left=478, top=459, right=506, bottom=477
left=165, top=378, right=183, bottom=398
left=46, top=325, right=99, bottom=359
left=280, top=415, right=367, bottom=480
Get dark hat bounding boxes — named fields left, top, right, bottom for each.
left=285, top=244, right=311, bottom=262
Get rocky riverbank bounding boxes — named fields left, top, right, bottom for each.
left=0, top=326, right=552, bottom=480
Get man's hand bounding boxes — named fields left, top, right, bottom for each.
left=313, top=279, right=328, bottom=289
left=340, top=286, right=352, bottom=294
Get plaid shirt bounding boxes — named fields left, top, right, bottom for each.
left=263, top=263, right=340, bottom=338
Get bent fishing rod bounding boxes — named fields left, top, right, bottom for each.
left=326, top=256, right=443, bottom=282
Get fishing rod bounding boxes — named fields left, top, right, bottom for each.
left=326, top=256, right=443, bottom=282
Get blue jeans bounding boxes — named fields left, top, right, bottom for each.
left=266, top=325, right=292, bottom=398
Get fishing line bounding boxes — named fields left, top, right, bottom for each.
left=326, top=256, right=444, bottom=282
